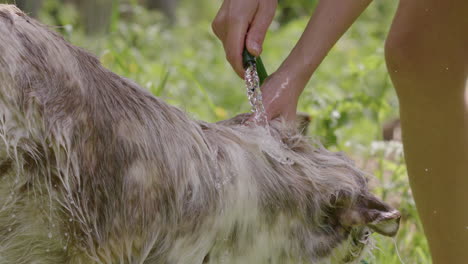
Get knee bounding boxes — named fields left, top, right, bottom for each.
left=385, top=8, right=466, bottom=75
left=384, top=21, right=466, bottom=99
left=384, top=24, right=426, bottom=76
left=384, top=25, right=430, bottom=100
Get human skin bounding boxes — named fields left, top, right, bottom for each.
left=213, top=0, right=468, bottom=263
left=211, top=0, right=277, bottom=78
left=212, top=0, right=372, bottom=121
left=385, top=1, right=468, bottom=262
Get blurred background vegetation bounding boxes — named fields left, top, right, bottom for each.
left=5, top=0, right=430, bottom=263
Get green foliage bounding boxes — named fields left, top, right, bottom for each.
left=277, top=0, right=318, bottom=24
left=36, top=1, right=431, bottom=263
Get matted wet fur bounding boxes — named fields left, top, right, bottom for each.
left=0, top=5, right=400, bottom=264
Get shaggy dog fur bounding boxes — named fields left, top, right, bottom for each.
left=0, top=5, right=400, bottom=264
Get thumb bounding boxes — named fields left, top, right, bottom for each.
left=245, top=0, right=277, bottom=57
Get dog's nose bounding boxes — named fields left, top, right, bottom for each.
left=337, top=193, right=401, bottom=237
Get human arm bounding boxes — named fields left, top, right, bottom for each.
left=262, top=0, right=373, bottom=121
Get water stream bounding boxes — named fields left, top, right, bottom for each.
left=244, top=64, right=268, bottom=127
left=244, top=65, right=294, bottom=166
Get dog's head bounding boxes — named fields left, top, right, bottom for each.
left=327, top=191, right=400, bottom=262
left=218, top=113, right=400, bottom=262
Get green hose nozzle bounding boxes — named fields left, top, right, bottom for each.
left=242, top=49, right=268, bottom=86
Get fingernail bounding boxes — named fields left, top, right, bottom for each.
left=251, top=42, right=261, bottom=56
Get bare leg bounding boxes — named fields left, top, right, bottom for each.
left=385, top=1, right=468, bottom=262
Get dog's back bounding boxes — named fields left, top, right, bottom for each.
left=0, top=5, right=399, bottom=264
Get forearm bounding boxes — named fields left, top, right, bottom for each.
left=278, top=0, right=372, bottom=94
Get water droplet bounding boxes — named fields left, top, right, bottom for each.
left=52, top=224, right=56, bottom=227
left=63, top=246, right=67, bottom=250
left=433, top=210, right=437, bottom=214
left=64, top=232, right=68, bottom=237
left=425, top=168, right=429, bottom=172
left=68, top=218, right=73, bottom=222
left=446, top=67, right=449, bottom=70
left=48, top=232, right=52, bottom=239
left=8, top=228, right=12, bottom=232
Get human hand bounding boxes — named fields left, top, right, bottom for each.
left=212, top=0, right=277, bottom=78
left=257, top=70, right=307, bottom=123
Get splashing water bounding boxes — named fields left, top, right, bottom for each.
left=244, top=65, right=268, bottom=127
left=244, top=65, right=294, bottom=166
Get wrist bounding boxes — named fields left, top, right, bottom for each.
left=267, top=70, right=306, bottom=102
left=275, top=57, right=315, bottom=97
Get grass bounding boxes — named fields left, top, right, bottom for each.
left=36, top=0, right=431, bottom=263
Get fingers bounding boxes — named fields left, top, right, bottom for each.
left=223, top=0, right=253, bottom=78
left=224, top=15, right=249, bottom=78
left=246, top=0, right=277, bottom=57
left=212, top=0, right=267, bottom=79
left=212, top=0, right=249, bottom=78
left=211, top=0, right=230, bottom=40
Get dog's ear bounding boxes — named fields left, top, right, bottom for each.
left=296, top=112, right=312, bottom=136
left=216, top=113, right=251, bottom=126
left=338, top=193, right=401, bottom=237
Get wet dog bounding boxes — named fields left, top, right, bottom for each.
left=0, top=5, right=399, bottom=264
